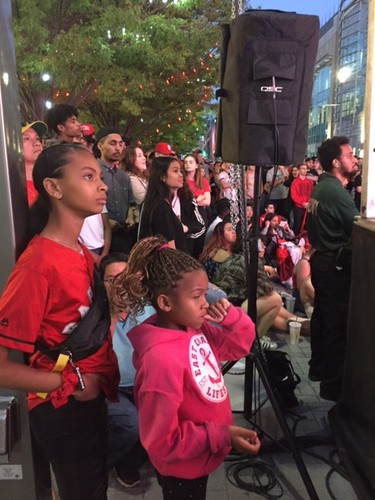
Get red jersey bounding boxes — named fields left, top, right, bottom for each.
left=0, top=236, right=119, bottom=410
left=186, top=177, right=210, bottom=198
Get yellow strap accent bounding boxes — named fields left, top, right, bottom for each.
left=37, top=353, right=70, bottom=399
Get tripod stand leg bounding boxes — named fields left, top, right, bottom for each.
left=251, top=350, right=319, bottom=500
left=226, top=163, right=317, bottom=498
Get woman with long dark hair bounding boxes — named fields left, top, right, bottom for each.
left=138, top=156, right=187, bottom=251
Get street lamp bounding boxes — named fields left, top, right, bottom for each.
left=41, top=73, right=51, bottom=82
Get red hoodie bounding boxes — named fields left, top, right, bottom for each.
left=128, top=305, right=255, bottom=479
left=290, top=176, right=313, bottom=208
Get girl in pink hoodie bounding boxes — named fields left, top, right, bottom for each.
left=115, top=236, right=260, bottom=499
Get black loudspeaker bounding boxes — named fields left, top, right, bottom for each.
left=216, top=10, right=320, bottom=166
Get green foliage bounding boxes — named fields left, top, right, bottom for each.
left=12, top=0, right=230, bottom=151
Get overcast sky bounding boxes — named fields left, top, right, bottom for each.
left=252, top=0, right=341, bottom=24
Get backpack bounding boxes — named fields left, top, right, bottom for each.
left=263, top=350, right=301, bottom=409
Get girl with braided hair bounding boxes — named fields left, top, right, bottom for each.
left=115, top=236, right=260, bottom=499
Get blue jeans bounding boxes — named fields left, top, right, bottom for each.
left=107, top=387, right=147, bottom=470
left=205, top=284, right=227, bottom=304
left=29, top=394, right=108, bottom=500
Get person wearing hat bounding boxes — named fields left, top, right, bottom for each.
left=22, top=121, right=48, bottom=205
left=95, top=127, right=135, bottom=253
left=154, top=142, right=176, bottom=157
left=45, top=103, right=81, bottom=142
left=80, top=123, right=96, bottom=154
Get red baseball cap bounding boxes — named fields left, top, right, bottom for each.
left=81, top=123, right=95, bottom=136
left=154, top=142, right=175, bottom=155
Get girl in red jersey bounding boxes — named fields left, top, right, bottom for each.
left=0, top=144, right=119, bottom=500
left=115, top=236, right=260, bottom=500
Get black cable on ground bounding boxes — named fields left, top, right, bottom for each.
left=226, top=458, right=284, bottom=499
left=224, top=413, right=354, bottom=499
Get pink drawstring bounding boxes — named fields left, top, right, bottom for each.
left=157, top=243, right=169, bottom=251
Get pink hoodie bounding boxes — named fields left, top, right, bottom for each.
left=128, top=305, right=255, bottom=479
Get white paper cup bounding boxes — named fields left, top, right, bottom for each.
left=289, top=321, right=301, bottom=345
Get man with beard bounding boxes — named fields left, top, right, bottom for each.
left=95, top=127, right=135, bottom=253
left=306, top=136, right=359, bottom=402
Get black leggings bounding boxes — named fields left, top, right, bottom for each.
left=29, top=394, right=108, bottom=500
left=156, top=471, right=209, bottom=500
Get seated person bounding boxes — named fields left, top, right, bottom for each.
left=204, top=197, right=230, bottom=244
left=212, top=236, right=310, bottom=346
left=261, top=213, right=303, bottom=286
left=293, top=247, right=315, bottom=318
left=236, top=199, right=254, bottom=236
left=259, top=201, right=281, bottom=228
left=100, top=253, right=153, bottom=488
left=199, top=218, right=236, bottom=281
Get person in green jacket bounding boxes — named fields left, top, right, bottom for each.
left=306, top=136, right=359, bottom=401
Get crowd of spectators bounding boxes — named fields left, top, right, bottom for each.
left=22, top=104, right=360, bottom=344
left=16, top=103, right=362, bottom=496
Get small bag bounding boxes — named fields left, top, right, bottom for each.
left=36, top=269, right=110, bottom=362
left=264, top=350, right=301, bottom=409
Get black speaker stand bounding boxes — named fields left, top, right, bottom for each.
left=222, top=164, right=319, bottom=500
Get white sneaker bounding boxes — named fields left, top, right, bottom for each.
left=259, top=337, right=278, bottom=350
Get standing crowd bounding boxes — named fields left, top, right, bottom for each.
left=0, top=103, right=360, bottom=499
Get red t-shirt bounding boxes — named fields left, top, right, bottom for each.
left=26, top=180, right=37, bottom=206
left=186, top=177, right=211, bottom=198
left=0, top=236, right=119, bottom=410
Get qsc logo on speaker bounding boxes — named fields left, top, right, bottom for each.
left=260, top=86, right=283, bottom=93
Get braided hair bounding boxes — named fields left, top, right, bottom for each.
left=114, top=236, right=203, bottom=316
